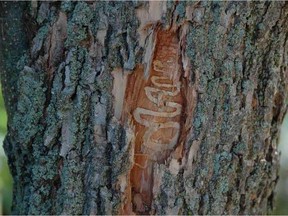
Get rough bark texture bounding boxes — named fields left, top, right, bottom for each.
left=0, top=1, right=287, bottom=215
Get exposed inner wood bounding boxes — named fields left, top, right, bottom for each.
left=122, top=29, right=184, bottom=214
left=112, top=68, right=128, bottom=120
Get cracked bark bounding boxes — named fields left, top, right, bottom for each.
left=0, top=1, right=287, bottom=215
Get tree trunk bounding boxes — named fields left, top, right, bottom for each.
left=0, top=1, right=287, bottom=215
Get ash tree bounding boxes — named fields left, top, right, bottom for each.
left=0, top=1, right=287, bottom=215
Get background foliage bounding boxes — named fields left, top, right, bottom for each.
left=0, top=84, right=12, bottom=215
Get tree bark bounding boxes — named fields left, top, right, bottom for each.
left=0, top=1, right=287, bottom=215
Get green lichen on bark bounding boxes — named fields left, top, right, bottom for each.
left=10, top=66, right=46, bottom=153
left=183, top=1, right=288, bottom=214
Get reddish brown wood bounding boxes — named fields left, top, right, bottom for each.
left=122, top=29, right=195, bottom=214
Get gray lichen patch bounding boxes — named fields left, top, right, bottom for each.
left=12, top=66, right=46, bottom=145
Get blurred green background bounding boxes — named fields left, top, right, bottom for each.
left=0, top=84, right=13, bottom=215
left=0, top=84, right=287, bottom=214
left=274, top=114, right=288, bottom=214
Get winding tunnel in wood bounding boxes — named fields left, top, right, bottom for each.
left=122, top=29, right=186, bottom=214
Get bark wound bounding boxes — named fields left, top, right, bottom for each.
left=122, top=29, right=188, bottom=214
